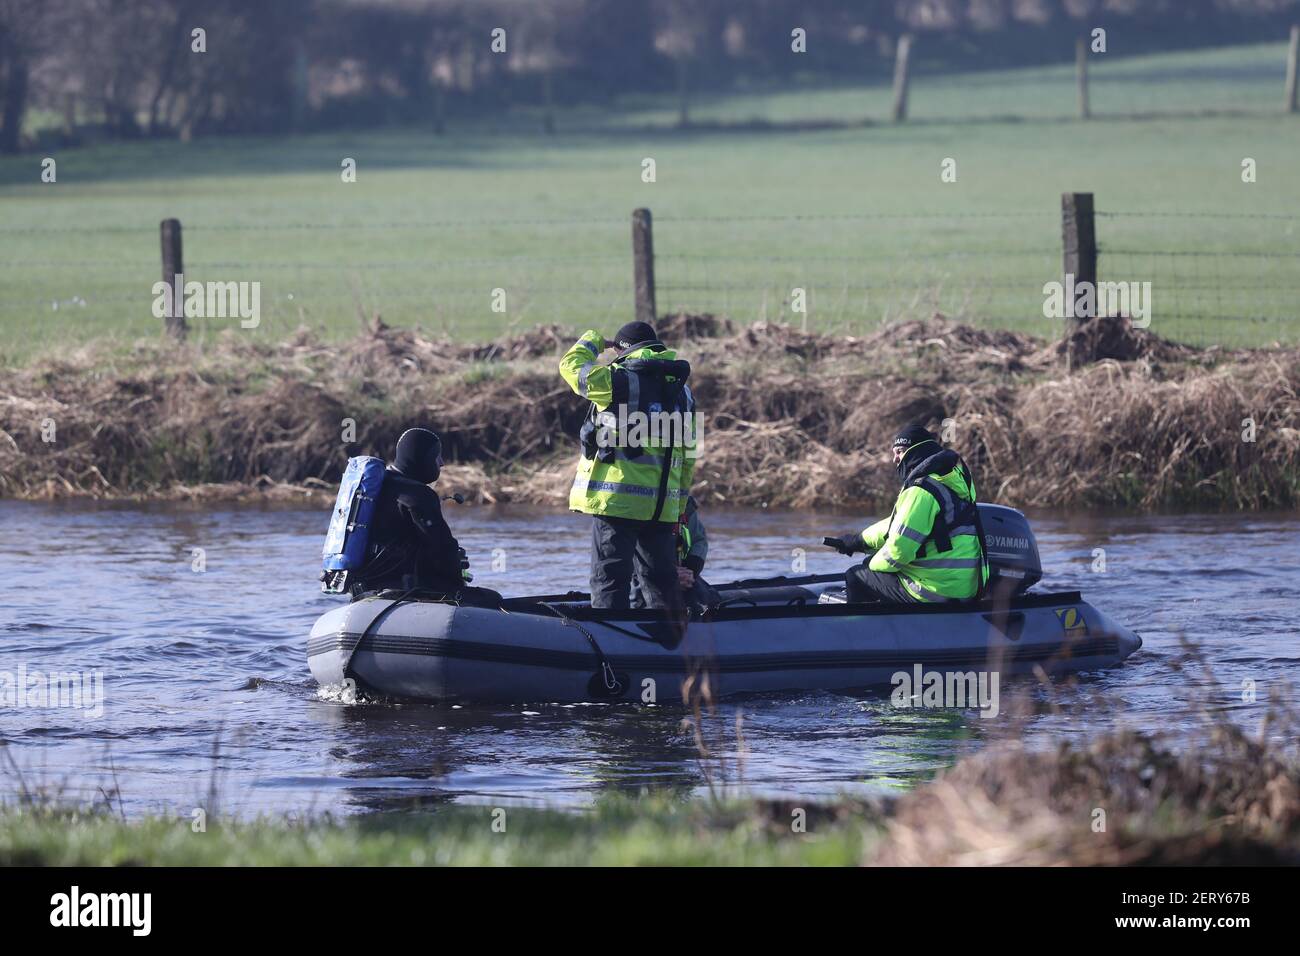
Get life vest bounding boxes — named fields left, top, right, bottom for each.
left=909, top=477, right=977, bottom=557
left=893, top=448, right=990, bottom=600
left=572, top=351, right=695, bottom=523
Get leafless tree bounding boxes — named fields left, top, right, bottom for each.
left=0, top=0, right=75, bottom=152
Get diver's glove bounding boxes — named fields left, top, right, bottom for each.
left=458, top=547, right=473, bottom=583
left=822, top=533, right=865, bottom=556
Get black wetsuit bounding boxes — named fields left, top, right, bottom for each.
left=354, top=468, right=463, bottom=594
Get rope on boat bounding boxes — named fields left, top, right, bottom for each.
left=341, top=588, right=422, bottom=684
left=538, top=602, right=626, bottom=698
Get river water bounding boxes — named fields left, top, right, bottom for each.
left=1, top=500, right=1296, bottom=818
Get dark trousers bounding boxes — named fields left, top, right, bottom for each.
left=590, top=515, right=679, bottom=610
left=845, top=564, right=918, bottom=604
left=631, top=573, right=718, bottom=612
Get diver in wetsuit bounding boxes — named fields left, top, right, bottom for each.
left=352, top=428, right=470, bottom=596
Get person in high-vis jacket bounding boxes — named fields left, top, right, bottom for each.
left=559, top=320, right=697, bottom=610
left=825, top=425, right=988, bottom=604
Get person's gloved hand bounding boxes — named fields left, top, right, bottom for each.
left=822, top=533, right=865, bottom=556
left=458, top=547, right=473, bottom=582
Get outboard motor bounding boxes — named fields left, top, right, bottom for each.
left=977, top=504, right=1042, bottom=596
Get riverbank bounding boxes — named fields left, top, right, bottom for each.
left=2, top=314, right=1297, bottom=510
left=4, top=716, right=1297, bottom=865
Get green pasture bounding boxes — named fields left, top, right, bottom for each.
left=2, top=41, right=1298, bottom=363
left=0, top=797, right=873, bottom=866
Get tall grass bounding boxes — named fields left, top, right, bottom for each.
left=5, top=314, right=1292, bottom=511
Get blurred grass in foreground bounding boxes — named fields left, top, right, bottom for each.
left=0, top=795, right=872, bottom=866
left=5, top=700, right=1300, bottom=866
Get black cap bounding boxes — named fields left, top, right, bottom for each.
left=893, top=424, right=939, bottom=464
left=394, top=427, right=442, bottom=484
left=613, top=321, right=659, bottom=350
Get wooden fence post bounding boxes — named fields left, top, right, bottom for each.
left=1076, top=36, right=1090, bottom=120
left=632, top=208, right=656, bottom=325
left=290, top=39, right=309, bottom=132
left=891, top=34, right=913, bottom=123
left=542, top=69, right=555, bottom=135
left=1286, top=25, right=1299, bottom=114
left=160, top=218, right=186, bottom=341
left=675, top=57, right=690, bottom=127
left=1061, top=192, right=1097, bottom=368
left=433, top=81, right=446, bottom=135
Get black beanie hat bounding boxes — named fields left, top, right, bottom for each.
left=613, top=321, right=659, bottom=350
left=893, top=424, right=939, bottom=472
left=394, top=427, right=442, bottom=484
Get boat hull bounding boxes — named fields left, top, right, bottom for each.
left=307, top=586, right=1141, bottom=705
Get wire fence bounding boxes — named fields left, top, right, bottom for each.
left=1096, top=210, right=1300, bottom=344
left=2, top=204, right=1298, bottom=351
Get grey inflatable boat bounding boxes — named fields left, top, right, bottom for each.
left=306, top=507, right=1141, bottom=705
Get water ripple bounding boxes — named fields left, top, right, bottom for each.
left=1, top=499, right=1297, bottom=818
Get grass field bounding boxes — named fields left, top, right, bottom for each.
left=2, top=796, right=873, bottom=866
left=2, top=41, right=1299, bottom=363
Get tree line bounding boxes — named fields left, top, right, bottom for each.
left=0, top=0, right=1296, bottom=152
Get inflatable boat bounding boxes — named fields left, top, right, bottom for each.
left=306, top=507, right=1141, bottom=705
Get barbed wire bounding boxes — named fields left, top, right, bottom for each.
left=655, top=280, right=1300, bottom=292
left=1154, top=319, right=1294, bottom=327
left=657, top=250, right=1054, bottom=261
left=5, top=280, right=1294, bottom=309
left=655, top=212, right=1056, bottom=223
left=0, top=210, right=1073, bottom=236
left=188, top=217, right=629, bottom=232
left=0, top=218, right=626, bottom=236
left=4, top=208, right=1296, bottom=236
left=1100, top=248, right=1300, bottom=258
left=0, top=225, right=146, bottom=235
left=1097, top=211, right=1300, bottom=221
left=0, top=288, right=637, bottom=308
left=3, top=211, right=1295, bottom=347
left=5, top=251, right=1294, bottom=270
left=0, top=255, right=629, bottom=268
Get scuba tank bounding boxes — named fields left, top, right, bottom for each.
left=320, top=456, right=387, bottom=594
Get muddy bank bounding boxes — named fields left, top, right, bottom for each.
left=2, top=314, right=1297, bottom=510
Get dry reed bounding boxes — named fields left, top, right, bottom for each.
left=2, top=314, right=1295, bottom=511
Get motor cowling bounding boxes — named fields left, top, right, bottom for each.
left=978, top=504, right=1042, bottom=596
